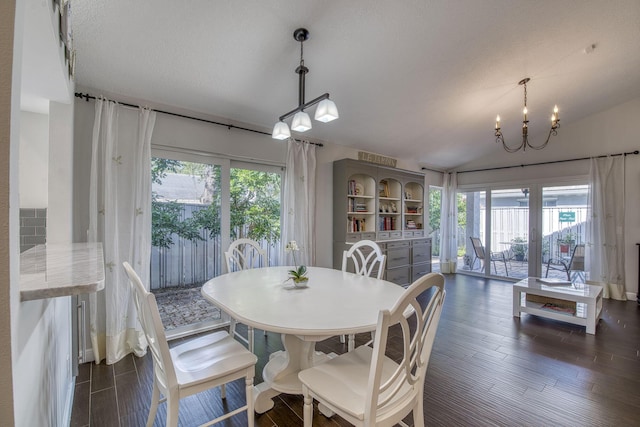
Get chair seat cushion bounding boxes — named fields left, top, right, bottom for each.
left=171, top=331, right=257, bottom=388
left=298, top=345, right=412, bottom=421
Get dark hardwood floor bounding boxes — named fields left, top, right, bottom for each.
left=71, top=274, right=640, bottom=426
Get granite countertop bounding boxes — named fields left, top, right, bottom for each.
left=20, top=242, right=105, bottom=301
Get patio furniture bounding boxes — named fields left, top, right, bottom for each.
left=298, top=272, right=446, bottom=427
left=341, top=240, right=387, bottom=351
left=224, top=238, right=269, bottom=352
left=470, top=237, right=509, bottom=275
left=123, top=262, right=258, bottom=427
left=545, top=243, right=585, bottom=281
left=200, top=266, right=406, bottom=414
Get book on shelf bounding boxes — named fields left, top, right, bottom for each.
left=379, top=216, right=396, bottom=231
left=348, top=216, right=366, bottom=232
left=406, top=220, right=417, bottom=229
left=348, top=180, right=356, bottom=196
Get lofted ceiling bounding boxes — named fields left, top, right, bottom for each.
left=71, top=0, right=640, bottom=169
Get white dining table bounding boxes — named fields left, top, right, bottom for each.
left=200, top=266, right=405, bottom=414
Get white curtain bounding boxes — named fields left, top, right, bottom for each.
left=587, top=156, right=626, bottom=300
left=282, top=139, right=316, bottom=266
left=439, top=172, right=458, bottom=273
left=88, top=98, right=156, bottom=364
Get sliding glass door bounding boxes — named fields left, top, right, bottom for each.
left=456, top=190, right=492, bottom=274
left=490, top=188, right=530, bottom=280
left=541, top=184, right=589, bottom=281
left=150, top=155, right=227, bottom=336
left=150, top=151, right=283, bottom=338
left=229, top=162, right=283, bottom=266
left=456, top=182, right=588, bottom=281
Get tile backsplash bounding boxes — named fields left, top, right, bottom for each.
left=20, top=208, right=46, bottom=253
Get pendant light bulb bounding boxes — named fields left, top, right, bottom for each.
left=272, top=121, right=291, bottom=140
left=314, top=98, right=339, bottom=123
left=291, top=111, right=312, bottom=132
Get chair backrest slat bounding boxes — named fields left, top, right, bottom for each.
left=470, top=237, right=485, bottom=258
left=365, top=272, right=445, bottom=419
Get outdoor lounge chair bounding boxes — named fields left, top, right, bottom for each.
left=470, top=236, right=509, bottom=275
left=545, top=243, right=585, bottom=282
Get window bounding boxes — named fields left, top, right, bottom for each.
left=150, top=152, right=283, bottom=336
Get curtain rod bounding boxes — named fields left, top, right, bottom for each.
left=455, top=150, right=639, bottom=174
left=420, top=166, right=445, bottom=173
left=74, top=92, right=324, bottom=147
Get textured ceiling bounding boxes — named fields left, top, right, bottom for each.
left=72, top=0, right=640, bottom=169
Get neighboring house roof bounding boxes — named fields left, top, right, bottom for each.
left=153, top=173, right=205, bottom=204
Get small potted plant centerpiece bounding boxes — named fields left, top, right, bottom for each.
left=285, top=240, right=308, bottom=287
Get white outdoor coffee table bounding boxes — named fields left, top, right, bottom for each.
left=201, top=266, right=405, bottom=413
left=513, top=277, right=603, bottom=334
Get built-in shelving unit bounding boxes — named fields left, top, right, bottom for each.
left=333, top=159, right=431, bottom=286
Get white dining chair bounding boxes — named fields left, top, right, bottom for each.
left=224, top=238, right=269, bottom=352
left=123, top=262, right=257, bottom=427
left=225, top=238, right=268, bottom=273
left=298, top=272, right=445, bottom=427
left=341, top=239, right=387, bottom=351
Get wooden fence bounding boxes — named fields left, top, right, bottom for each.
left=150, top=203, right=281, bottom=290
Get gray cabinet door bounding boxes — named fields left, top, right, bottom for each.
left=412, top=262, right=432, bottom=282
left=412, top=239, right=432, bottom=265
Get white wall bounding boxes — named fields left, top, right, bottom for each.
left=8, top=1, right=76, bottom=425
left=14, top=297, right=73, bottom=426
left=48, top=101, right=74, bottom=244
left=19, top=110, right=48, bottom=208
left=1, top=0, right=20, bottom=424
left=457, top=97, right=640, bottom=298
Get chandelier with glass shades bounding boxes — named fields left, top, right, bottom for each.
left=494, top=77, right=560, bottom=152
left=271, top=28, right=339, bottom=140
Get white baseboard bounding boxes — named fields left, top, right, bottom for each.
left=625, top=291, right=638, bottom=302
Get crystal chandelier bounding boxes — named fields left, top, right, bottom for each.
left=495, top=78, right=560, bottom=152
left=272, top=28, right=339, bottom=140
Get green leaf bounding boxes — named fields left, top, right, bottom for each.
left=297, top=265, right=307, bottom=276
